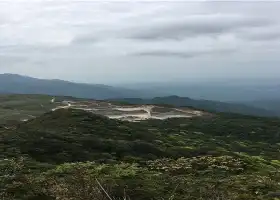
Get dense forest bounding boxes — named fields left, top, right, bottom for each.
left=2, top=107, right=280, bottom=200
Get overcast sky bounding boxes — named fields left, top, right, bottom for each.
left=1, top=0, right=280, bottom=84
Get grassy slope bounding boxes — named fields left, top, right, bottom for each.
left=0, top=94, right=57, bottom=125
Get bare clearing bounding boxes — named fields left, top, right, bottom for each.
left=53, top=100, right=205, bottom=122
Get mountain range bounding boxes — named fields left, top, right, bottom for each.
left=0, top=73, right=155, bottom=99
left=0, top=73, right=278, bottom=117
left=121, top=80, right=280, bottom=102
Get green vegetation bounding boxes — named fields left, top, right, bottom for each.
left=1, top=97, right=280, bottom=199
left=0, top=94, right=56, bottom=125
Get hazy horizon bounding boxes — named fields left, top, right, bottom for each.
left=1, top=1, right=280, bottom=84
left=1, top=72, right=280, bottom=86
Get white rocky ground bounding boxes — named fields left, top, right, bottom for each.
left=50, top=99, right=205, bottom=122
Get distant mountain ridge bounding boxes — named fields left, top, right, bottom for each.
left=0, top=73, right=152, bottom=99
left=242, top=99, right=280, bottom=116
left=122, top=81, right=280, bottom=102
left=110, top=96, right=278, bottom=117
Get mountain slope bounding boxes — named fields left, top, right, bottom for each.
left=2, top=106, right=280, bottom=199
left=0, top=73, right=149, bottom=99
left=3, top=108, right=280, bottom=163
left=2, top=108, right=280, bottom=199
left=110, top=96, right=277, bottom=117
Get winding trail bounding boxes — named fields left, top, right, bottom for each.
left=174, top=108, right=202, bottom=116
left=113, top=106, right=153, bottom=119
left=51, top=101, right=72, bottom=111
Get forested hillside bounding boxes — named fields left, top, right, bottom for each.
left=2, top=108, right=280, bottom=200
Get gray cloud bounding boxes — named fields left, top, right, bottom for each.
left=132, top=48, right=236, bottom=59
left=1, top=1, right=280, bottom=83
left=127, top=14, right=273, bottom=40
left=70, top=35, right=100, bottom=45
left=238, top=29, right=280, bottom=41
left=133, top=51, right=197, bottom=58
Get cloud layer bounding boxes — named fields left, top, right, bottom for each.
left=1, top=1, right=280, bottom=83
